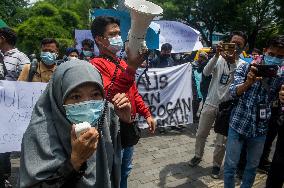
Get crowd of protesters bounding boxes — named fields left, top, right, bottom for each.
left=0, top=15, right=283, bottom=188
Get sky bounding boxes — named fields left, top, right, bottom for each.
left=29, top=0, right=38, bottom=4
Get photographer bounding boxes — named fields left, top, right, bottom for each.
left=224, top=35, right=284, bottom=188
left=189, top=31, right=247, bottom=179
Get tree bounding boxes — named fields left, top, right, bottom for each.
left=186, top=0, right=234, bottom=47
left=16, top=2, right=79, bottom=56
left=0, top=0, right=29, bottom=27
left=227, top=0, right=279, bottom=51
left=151, top=0, right=233, bottom=47
left=45, top=0, right=110, bottom=28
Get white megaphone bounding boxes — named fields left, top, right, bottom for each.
left=125, top=0, right=163, bottom=56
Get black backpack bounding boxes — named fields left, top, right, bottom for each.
left=27, top=58, right=38, bottom=82
left=0, top=53, right=7, bottom=80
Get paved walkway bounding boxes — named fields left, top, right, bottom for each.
left=10, top=124, right=268, bottom=187
left=128, top=125, right=268, bottom=188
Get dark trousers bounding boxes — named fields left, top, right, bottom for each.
left=0, top=152, right=11, bottom=186
left=259, top=116, right=278, bottom=165
left=266, top=126, right=284, bottom=188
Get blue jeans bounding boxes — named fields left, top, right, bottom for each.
left=120, top=146, right=134, bottom=188
left=224, top=127, right=266, bottom=188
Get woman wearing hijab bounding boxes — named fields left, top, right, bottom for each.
left=18, top=60, right=131, bottom=188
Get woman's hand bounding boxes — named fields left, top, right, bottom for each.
left=70, top=125, right=99, bottom=171
left=113, top=93, right=132, bottom=123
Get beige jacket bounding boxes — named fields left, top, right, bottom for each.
left=18, top=61, right=56, bottom=83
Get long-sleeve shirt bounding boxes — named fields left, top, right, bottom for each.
left=90, top=57, right=151, bottom=119
left=229, top=63, right=284, bottom=137
left=203, top=55, right=246, bottom=107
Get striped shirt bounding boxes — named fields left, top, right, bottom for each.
left=3, top=48, right=30, bottom=81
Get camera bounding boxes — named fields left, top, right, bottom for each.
left=222, top=43, right=235, bottom=54
left=253, top=64, right=279, bottom=78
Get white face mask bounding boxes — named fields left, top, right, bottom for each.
left=107, top=36, right=124, bottom=54
left=68, top=56, right=78, bottom=61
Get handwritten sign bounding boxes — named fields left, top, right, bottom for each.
left=154, top=21, right=204, bottom=53
left=136, top=63, right=193, bottom=128
left=0, top=81, right=47, bottom=153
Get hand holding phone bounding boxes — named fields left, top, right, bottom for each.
left=253, top=64, right=279, bottom=78
left=222, top=43, right=236, bottom=55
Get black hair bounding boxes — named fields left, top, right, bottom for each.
left=91, top=16, right=120, bottom=39
left=81, top=39, right=94, bottom=49
left=161, top=43, right=172, bottom=51
left=230, top=31, right=248, bottom=46
left=41, top=38, right=59, bottom=48
left=0, top=27, right=17, bottom=46
left=266, top=35, right=284, bottom=49
left=65, top=47, right=79, bottom=56
left=252, top=48, right=261, bottom=55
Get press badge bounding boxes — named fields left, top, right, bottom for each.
left=220, top=73, right=229, bottom=85
left=258, top=104, right=267, bottom=120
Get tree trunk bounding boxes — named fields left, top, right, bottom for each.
left=209, top=30, right=213, bottom=47
left=249, top=29, right=258, bottom=52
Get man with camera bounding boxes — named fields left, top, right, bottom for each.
left=189, top=31, right=247, bottom=179
left=224, top=35, right=284, bottom=188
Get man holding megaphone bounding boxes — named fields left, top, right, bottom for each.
left=90, top=16, right=156, bottom=188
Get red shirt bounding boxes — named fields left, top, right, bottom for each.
left=90, top=57, right=151, bottom=119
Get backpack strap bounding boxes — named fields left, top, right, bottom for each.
left=27, top=58, right=38, bottom=82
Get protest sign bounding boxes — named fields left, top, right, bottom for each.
left=0, top=81, right=47, bottom=153
left=136, top=63, right=193, bottom=128
left=154, top=20, right=203, bottom=53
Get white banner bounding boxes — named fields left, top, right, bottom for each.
left=0, top=64, right=193, bottom=152
left=0, top=81, right=47, bottom=153
left=136, top=63, right=193, bottom=128
left=154, top=21, right=204, bottom=53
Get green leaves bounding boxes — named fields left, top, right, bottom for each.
left=15, top=2, right=81, bottom=57
left=151, top=0, right=283, bottom=50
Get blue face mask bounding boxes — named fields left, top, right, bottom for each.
left=64, top=100, right=105, bottom=125
left=41, top=52, right=57, bottom=65
left=264, top=55, right=284, bottom=66
left=108, top=36, right=123, bottom=54
left=82, top=50, right=93, bottom=57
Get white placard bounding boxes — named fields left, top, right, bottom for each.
left=136, top=63, right=193, bottom=128
left=0, top=81, right=47, bottom=153
left=154, top=20, right=204, bottom=53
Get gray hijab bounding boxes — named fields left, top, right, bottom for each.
left=18, top=60, right=121, bottom=188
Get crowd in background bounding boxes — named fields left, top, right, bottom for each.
left=0, top=16, right=284, bottom=188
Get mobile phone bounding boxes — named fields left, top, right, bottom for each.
left=254, top=64, right=279, bottom=77
left=222, top=43, right=235, bottom=54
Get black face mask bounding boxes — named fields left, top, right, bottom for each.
left=161, top=54, right=171, bottom=58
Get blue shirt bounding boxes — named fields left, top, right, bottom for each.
left=229, top=63, right=284, bottom=137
